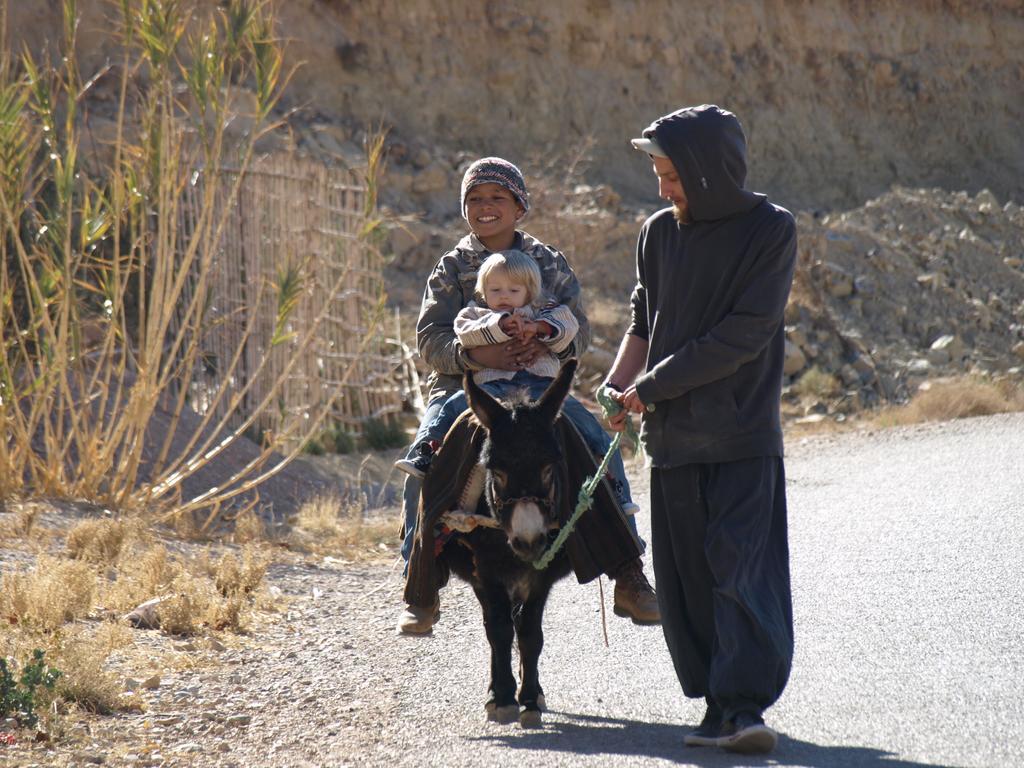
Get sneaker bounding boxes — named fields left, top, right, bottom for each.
left=718, top=711, right=778, bottom=754
left=396, top=597, right=440, bottom=635
left=394, top=441, right=435, bottom=479
left=683, top=700, right=723, bottom=747
left=611, top=558, right=660, bottom=625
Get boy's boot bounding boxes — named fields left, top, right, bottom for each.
left=611, top=558, right=660, bottom=625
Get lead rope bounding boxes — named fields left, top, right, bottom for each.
left=531, top=387, right=641, bottom=571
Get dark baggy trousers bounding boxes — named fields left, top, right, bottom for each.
left=650, top=456, right=794, bottom=720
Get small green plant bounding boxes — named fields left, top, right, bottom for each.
left=301, top=438, right=325, bottom=456
left=322, top=424, right=356, bottom=454
left=0, top=649, right=62, bottom=729
left=360, top=418, right=407, bottom=451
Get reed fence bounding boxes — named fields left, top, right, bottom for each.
left=177, top=152, right=403, bottom=444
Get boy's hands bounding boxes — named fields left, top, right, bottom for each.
left=467, top=337, right=545, bottom=371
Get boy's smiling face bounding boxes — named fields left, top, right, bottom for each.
left=464, top=182, right=525, bottom=250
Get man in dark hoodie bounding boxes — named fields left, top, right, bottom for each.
left=604, top=105, right=796, bottom=755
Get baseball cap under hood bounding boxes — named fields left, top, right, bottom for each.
left=636, top=104, right=764, bottom=223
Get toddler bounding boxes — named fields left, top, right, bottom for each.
left=395, top=249, right=578, bottom=477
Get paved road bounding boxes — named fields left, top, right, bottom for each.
left=372, top=412, right=1024, bottom=768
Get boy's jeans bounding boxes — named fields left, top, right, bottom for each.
left=400, top=371, right=639, bottom=564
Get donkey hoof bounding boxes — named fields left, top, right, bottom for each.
left=487, top=704, right=520, bottom=724
left=536, top=693, right=546, bottom=712
left=519, top=709, right=543, bottom=729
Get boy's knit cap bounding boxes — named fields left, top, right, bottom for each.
left=460, top=157, right=530, bottom=216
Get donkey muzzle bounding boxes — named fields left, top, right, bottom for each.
left=508, top=501, right=551, bottom=562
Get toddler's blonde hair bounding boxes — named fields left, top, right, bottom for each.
left=475, top=250, right=548, bottom=308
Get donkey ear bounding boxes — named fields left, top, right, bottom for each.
left=465, top=371, right=506, bottom=430
left=536, top=359, right=578, bottom=422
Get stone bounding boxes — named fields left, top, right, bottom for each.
left=141, top=675, right=161, bottom=690
left=795, top=413, right=828, bottom=425
left=816, top=261, right=854, bottom=297
left=785, top=325, right=809, bottom=349
left=124, top=596, right=172, bottom=630
left=853, top=275, right=877, bottom=296
left=410, top=163, right=449, bottom=195
left=838, top=364, right=861, bottom=387
left=916, top=272, right=944, bottom=292
left=929, top=334, right=965, bottom=364
left=784, top=340, right=808, bottom=376
left=851, top=355, right=877, bottom=383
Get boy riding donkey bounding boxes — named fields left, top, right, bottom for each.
left=397, top=157, right=659, bottom=634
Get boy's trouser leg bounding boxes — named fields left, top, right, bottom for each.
left=400, top=396, right=448, bottom=566
left=650, top=465, right=716, bottom=696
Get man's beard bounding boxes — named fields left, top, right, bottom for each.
left=672, top=203, right=692, bottom=224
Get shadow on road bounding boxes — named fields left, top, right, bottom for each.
left=469, top=710, right=964, bottom=767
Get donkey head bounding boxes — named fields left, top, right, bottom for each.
left=465, top=360, right=577, bottom=562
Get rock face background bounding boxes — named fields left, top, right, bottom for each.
left=14, top=0, right=1024, bottom=210
left=10, top=0, right=1024, bottom=422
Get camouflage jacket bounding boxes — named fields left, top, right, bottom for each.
left=416, top=231, right=591, bottom=401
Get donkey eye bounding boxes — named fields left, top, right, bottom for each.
left=491, top=469, right=508, bottom=488
left=540, top=465, right=554, bottom=484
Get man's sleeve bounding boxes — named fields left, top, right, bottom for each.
left=416, top=255, right=471, bottom=376
left=544, top=248, right=591, bottom=359
left=635, top=214, right=797, bottom=404
left=626, top=225, right=650, bottom=341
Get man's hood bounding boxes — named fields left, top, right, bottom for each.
left=641, top=105, right=764, bottom=222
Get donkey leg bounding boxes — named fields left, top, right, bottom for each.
left=477, top=585, right=519, bottom=724
left=513, top=595, right=550, bottom=728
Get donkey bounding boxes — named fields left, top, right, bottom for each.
left=439, top=360, right=579, bottom=728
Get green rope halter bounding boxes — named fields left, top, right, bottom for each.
left=532, top=387, right=641, bottom=570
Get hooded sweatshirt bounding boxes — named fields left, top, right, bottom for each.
left=628, top=105, right=797, bottom=467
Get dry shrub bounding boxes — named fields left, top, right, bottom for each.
left=158, top=549, right=263, bottom=636
left=65, top=518, right=136, bottom=563
left=792, top=366, right=841, bottom=400
left=875, top=376, right=1024, bottom=426
left=50, top=628, right=125, bottom=715
left=233, top=510, right=267, bottom=544
left=0, top=556, right=96, bottom=631
left=7, top=505, right=39, bottom=537
left=100, top=544, right=180, bottom=614
left=213, top=546, right=269, bottom=598
left=157, top=573, right=214, bottom=637
left=291, top=496, right=396, bottom=559
left=295, top=496, right=346, bottom=537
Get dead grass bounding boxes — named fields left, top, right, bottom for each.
left=65, top=518, right=145, bottom=564
left=49, top=626, right=132, bottom=715
left=100, top=544, right=179, bottom=614
left=233, top=509, right=268, bottom=543
left=0, top=555, right=97, bottom=632
left=212, top=546, right=270, bottom=598
left=870, top=376, right=1024, bottom=427
left=154, top=545, right=270, bottom=635
left=792, top=366, right=842, bottom=400
left=290, top=496, right=397, bottom=560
